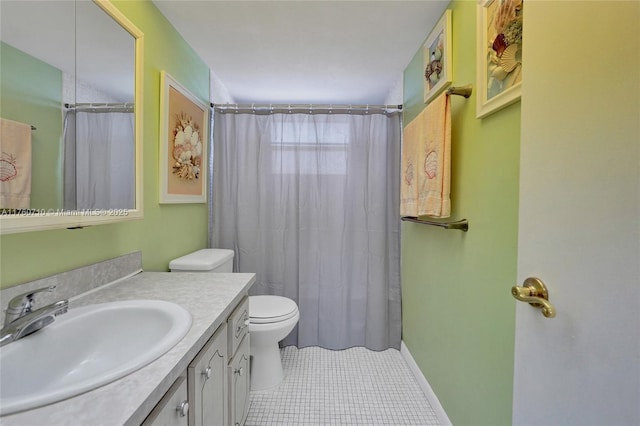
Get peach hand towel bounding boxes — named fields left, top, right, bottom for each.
left=400, top=113, right=422, bottom=217
left=0, top=118, right=32, bottom=209
left=418, top=92, right=451, bottom=218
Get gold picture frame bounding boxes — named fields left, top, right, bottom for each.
left=423, top=10, right=452, bottom=105
left=476, top=0, right=523, bottom=118
left=159, top=71, right=208, bottom=204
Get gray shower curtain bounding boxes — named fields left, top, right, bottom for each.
left=212, top=111, right=401, bottom=350
left=63, top=110, right=135, bottom=210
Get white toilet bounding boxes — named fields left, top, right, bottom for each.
left=248, top=295, right=299, bottom=391
left=169, top=249, right=300, bottom=391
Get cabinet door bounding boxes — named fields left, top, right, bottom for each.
left=228, top=334, right=250, bottom=426
left=142, top=375, right=189, bottom=426
left=188, top=324, right=228, bottom=426
left=227, top=297, right=249, bottom=359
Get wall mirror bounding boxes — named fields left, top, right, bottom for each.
left=0, top=0, right=143, bottom=234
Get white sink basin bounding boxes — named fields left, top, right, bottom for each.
left=0, top=299, right=192, bottom=416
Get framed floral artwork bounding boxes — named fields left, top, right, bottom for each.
left=423, top=10, right=452, bottom=105
left=159, top=71, right=208, bottom=203
left=476, top=0, right=523, bottom=118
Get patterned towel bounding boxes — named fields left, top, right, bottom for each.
left=1, top=117, right=32, bottom=209
left=400, top=112, right=422, bottom=217
left=418, top=92, right=451, bottom=218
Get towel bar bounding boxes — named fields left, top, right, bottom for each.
left=446, top=85, right=473, bottom=98
left=401, top=217, right=469, bottom=232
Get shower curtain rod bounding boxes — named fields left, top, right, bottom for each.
left=64, top=102, right=134, bottom=113
left=211, top=103, right=402, bottom=115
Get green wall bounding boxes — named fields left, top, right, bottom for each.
left=0, top=0, right=210, bottom=288
left=0, top=42, right=64, bottom=209
left=402, top=1, right=519, bottom=425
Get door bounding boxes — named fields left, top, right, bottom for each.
left=228, top=335, right=250, bottom=426
left=141, top=376, right=189, bottom=426
left=188, top=324, right=228, bottom=426
left=513, top=2, right=639, bottom=425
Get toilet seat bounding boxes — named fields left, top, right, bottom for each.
left=250, top=295, right=299, bottom=324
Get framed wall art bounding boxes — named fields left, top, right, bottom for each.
left=159, top=71, right=208, bottom=203
left=476, top=0, right=523, bottom=118
left=423, top=9, right=452, bottom=105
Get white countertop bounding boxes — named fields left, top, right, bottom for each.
left=1, top=271, right=256, bottom=426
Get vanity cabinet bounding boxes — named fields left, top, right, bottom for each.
left=141, top=297, right=250, bottom=426
left=141, top=376, right=189, bottom=426
left=228, top=335, right=250, bottom=426
left=149, top=297, right=250, bottom=426
left=227, top=297, right=249, bottom=356
left=227, top=298, right=250, bottom=426
left=188, top=324, right=228, bottom=426
left=0, top=270, right=256, bottom=426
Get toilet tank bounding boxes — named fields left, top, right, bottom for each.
left=169, top=249, right=234, bottom=273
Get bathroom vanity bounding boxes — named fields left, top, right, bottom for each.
left=0, top=269, right=255, bottom=426
left=143, top=296, right=250, bottom=426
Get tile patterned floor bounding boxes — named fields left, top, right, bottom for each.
left=246, top=346, right=440, bottom=426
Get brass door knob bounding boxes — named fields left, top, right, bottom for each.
left=511, top=277, right=556, bottom=318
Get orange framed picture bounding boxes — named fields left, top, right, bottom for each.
left=159, top=71, right=208, bottom=203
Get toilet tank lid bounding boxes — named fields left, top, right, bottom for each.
left=169, top=249, right=234, bottom=271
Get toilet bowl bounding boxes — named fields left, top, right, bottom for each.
left=248, top=295, right=299, bottom=391
left=169, top=249, right=300, bottom=391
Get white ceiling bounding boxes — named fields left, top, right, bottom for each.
left=153, top=0, right=449, bottom=105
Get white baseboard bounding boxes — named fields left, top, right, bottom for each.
left=400, top=341, right=452, bottom=426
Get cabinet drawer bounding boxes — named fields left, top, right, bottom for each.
left=188, top=323, right=228, bottom=426
left=227, top=297, right=249, bottom=358
left=228, top=334, right=250, bottom=426
left=142, top=375, right=189, bottom=426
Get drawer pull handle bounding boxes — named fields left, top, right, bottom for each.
left=176, top=400, right=189, bottom=417
left=202, top=366, right=212, bottom=379
left=236, top=314, right=250, bottom=335
left=234, top=366, right=244, bottom=377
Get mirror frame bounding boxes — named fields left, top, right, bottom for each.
left=0, top=0, right=144, bottom=235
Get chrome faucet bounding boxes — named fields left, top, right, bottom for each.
left=0, top=286, right=69, bottom=347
